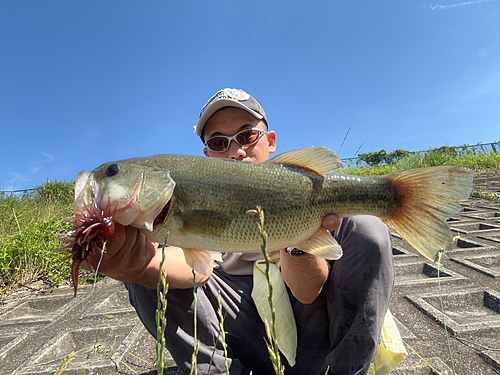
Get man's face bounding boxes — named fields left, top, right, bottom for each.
left=202, top=107, right=276, bottom=163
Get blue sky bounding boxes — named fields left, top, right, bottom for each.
left=1, top=0, right=499, bottom=191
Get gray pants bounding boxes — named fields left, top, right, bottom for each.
left=125, top=216, right=395, bottom=375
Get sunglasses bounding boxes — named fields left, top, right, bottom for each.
left=204, top=127, right=268, bottom=152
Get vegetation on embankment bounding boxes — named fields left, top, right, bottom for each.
left=0, top=180, right=97, bottom=295
left=344, top=145, right=500, bottom=176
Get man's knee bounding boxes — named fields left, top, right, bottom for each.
left=338, top=215, right=392, bottom=258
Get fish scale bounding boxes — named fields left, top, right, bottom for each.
left=163, top=156, right=327, bottom=252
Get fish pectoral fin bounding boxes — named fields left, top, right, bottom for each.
left=268, top=147, right=344, bottom=175
left=183, top=248, right=213, bottom=276
left=294, top=227, right=343, bottom=260
left=209, top=251, right=223, bottom=262
left=175, top=210, right=231, bottom=236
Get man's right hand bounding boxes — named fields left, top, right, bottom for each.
left=81, top=222, right=157, bottom=284
left=81, top=222, right=213, bottom=289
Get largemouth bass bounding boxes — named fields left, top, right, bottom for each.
left=70, top=147, right=473, bottom=280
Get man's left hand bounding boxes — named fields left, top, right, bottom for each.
left=321, top=214, right=340, bottom=232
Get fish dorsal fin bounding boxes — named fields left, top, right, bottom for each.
left=293, top=227, right=343, bottom=260
left=268, top=147, right=344, bottom=175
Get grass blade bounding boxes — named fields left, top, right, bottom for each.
left=156, top=235, right=169, bottom=375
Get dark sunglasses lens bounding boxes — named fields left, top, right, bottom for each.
left=206, top=137, right=229, bottom=151
left=236, top=130, right=260, bottom=146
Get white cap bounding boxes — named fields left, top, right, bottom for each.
left=195, top=88, right=268, bottom=137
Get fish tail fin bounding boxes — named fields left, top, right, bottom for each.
left=381, top=166, right=474, bottom=262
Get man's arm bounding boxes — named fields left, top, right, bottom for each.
left=280, top=214, right=340, bottom=304
left=81, top=223, right=212, bottom=290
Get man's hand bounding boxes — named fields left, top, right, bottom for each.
left=280, top=213, right=340, bottom=304
left=82, top=222, right=157, bottom=283
left=81, top=222, right=213, bottom=289
left=321, top=213, right=341, bottom=232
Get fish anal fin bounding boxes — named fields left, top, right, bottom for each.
left=268, top=147, right=344, bottom=176
left=175, top=210, right=231, bottom=236
left=183, top=248, right=212, bottom=276
left=294, top=227, right=343, bottom=260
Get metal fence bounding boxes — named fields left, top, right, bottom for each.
left=340, top=141, right=499, bottom=169
left=1, top=188, right=38, bottom=199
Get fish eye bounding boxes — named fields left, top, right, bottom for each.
left=105, top=163, right=119, bottom=177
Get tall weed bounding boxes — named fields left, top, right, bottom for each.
left=0, top=218, right=72, bottom=293
left=0, top=180, right=90, bottom=294
left=0, top=180, right=74, bottom=238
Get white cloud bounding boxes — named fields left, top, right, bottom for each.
left=460, top=70, right=500, bottom=103
left=435, top=67, right=500, bottom=116
left=30, top=151, right=56, bottom=173
left=82, top=122, right=101, bottom=141
left=423, top=0, right=493, bottom=10
left=477, top=45, right=499, bottom=59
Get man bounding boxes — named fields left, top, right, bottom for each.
left=83, top=88, right=395, bottom=374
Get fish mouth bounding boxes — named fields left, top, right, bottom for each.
left=153, top=198, right=172, bottom=230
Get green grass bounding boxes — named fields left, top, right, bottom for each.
left=156, top=238, right=169, bottom=375
left=253, top=206, right=285, bottom=375
left=0, top=180, right=96, bottom=295
left=471, top=190, right=500, bottom=201
left=342, top=150, right=500, bottom=176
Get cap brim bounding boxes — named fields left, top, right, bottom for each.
left=195, top=99, right=264, bottom=136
